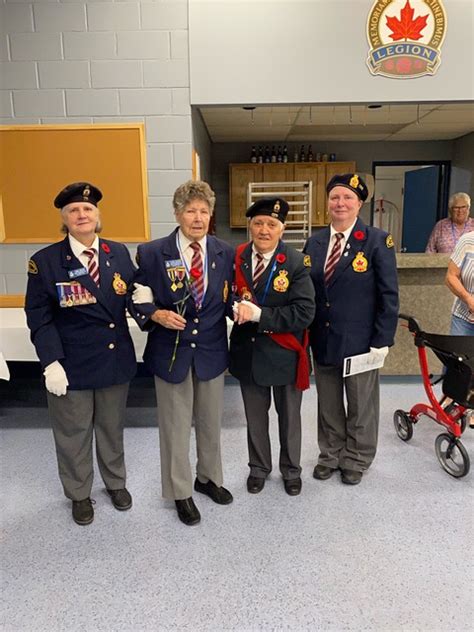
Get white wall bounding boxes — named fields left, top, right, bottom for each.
left=189, top=0, right=473, bottom=105
left=0, top=0, right=192, bottom=295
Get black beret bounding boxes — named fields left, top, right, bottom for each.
left=326, top=173, right=368, bottom=202
left=245, top=197, right=289, bottom=223
left=54, top=182, right=102, bottom=209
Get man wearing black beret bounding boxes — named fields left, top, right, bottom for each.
left=304, top=174, right=399, bottom=485
left=230, top=197, right=315, bottom=496
left=25, top=182, right=136, bottom=525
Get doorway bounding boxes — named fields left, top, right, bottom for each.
left=371, top=161, right=451, bottom=252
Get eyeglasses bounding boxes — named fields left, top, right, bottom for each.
left=452, top=205, right=468, bottom=211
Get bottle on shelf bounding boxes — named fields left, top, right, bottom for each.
left=264, top=145, right=271, bottom=163
left=299, top=144, right=305, bottom=162
left=271, top=145, right=277, bottom=163
left=307, top=144, right=313, bottom=162
left=250, top=146, right=257, bottom=164
left=257, top=146, right=263, bottom=164
left=282, top=145, right=288, bottom=163
left=277, top=146, right=282, bottom=162
left=293, top=147, right=299, bottom=163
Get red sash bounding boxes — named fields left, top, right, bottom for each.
left=234, top=243, right=310, bottom=391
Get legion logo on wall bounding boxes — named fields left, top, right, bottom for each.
left=367, top=0, right=447, bottom=78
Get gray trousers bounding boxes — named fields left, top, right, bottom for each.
left=47, top=382, right=129, bottom=501
left=154, top=370, right=225, bottom=501
left=315, top=363, right=380, bottom=471
left=240, top=381, right=303, bottom=480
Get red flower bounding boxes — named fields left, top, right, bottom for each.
left=101, top=242, right=111, bottom=253
left=190, top=267, right=202, bottom=280
left=276, top=253, right=286, bottom=264
left=354, top=231, right=365, bottom=240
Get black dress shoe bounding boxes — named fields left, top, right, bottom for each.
left=175, top=497, right=201, bottom=526
left=107, top=488, right=132, bottom=511
left=313, top=464, right=336, bottom=480
left=284, top=477, right=302, bottom=496
left=341, top=469, right=363, bottom=485
left=72, top=498, right=95, bottom=525
left=247, top=475, right=265, bottom=494
left=194, top=479, right=233, bottom=504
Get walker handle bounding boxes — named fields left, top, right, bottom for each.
left=398, top=313, right=421, bottom=334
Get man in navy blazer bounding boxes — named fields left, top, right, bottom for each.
left=304, top=174, right=399, bottom=485
left=25, top=182, right=136, bottom=525
left=128, top=180, right=234, bottom=526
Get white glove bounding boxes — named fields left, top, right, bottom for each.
left=241, top=299, right=262, bottom=322
left=132, top=283, right=154, bottom=304
left=368, top=346, right=389, bottom=365
left=44, top=361, right=69, bottom=397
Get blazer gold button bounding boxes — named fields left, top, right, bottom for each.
left=108, top=343, right=115, bottom=349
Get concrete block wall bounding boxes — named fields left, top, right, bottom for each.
left=0, top=0, right=192, bottom=296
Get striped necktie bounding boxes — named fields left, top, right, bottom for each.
left=190, top=242, right=205, bottom=307
left=253, top=253, right=265, bottom=288
left=83, top=248, right=100, bottom=287
left=324, top=233, right=344, bottom=285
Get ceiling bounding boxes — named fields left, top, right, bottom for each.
left=198, top=103, right=474, bottom=143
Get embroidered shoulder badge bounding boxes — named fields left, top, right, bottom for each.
left=28, top=259, right=38, bottom=275
left=386, top=234, right=394, bottom=249
left=303, top=254, right=311, bottom=267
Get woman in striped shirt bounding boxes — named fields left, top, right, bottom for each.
left=446, top=230, right=474, bottom=336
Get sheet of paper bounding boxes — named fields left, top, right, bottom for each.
left=0, top=351, right=10, bottom=381
left=343, top=351, right=385, bottom=377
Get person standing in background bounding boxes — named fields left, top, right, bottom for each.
left=426, top=192, right=474, bottom=254
left=445, top=230, right=474, bottom=336
left=25, top=182, right=136, bottom=526
left=304, top=174, right=399, bottom=486
left=129, top=180, right=234, bottom=527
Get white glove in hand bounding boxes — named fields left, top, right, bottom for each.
left=132, top=283, right=154, bottom=304
left=369, top=346, right=389, bottom=365
left=44, top=361, right=69, bottom=397
left=241, top=299, right=262, bottom=322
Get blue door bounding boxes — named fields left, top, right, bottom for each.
left=402, top=166, right=441, bottom=252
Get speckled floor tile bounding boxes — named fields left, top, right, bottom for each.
left=1, top=381, right=473, bottom=631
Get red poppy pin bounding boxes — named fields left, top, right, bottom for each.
left=276, top=253, right=286, bottom=264
left=190, top=267, right=202, bottom=280
left=101, top=243, right=111, bottom=253
left=354, top=231, right=365, bottom=240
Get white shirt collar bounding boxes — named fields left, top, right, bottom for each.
left=178, top=229, right=207, bottom=255
left=252, top=244, right=276, bottom=261
left=330, top=220, right=357, bottom=242
left=68, top=234, right=99, bottom=259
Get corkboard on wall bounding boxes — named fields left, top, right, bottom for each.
left=0, top=124, right=150, bottom=243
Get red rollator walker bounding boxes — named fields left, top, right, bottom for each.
left=394, top=314, right=473, bottom=478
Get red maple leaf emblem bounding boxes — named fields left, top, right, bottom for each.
left=386, top=0, right=428, bottom=41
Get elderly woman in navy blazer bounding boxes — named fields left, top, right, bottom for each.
left=25, top=182, right=136, bottom=525
left=129, top=180, right=234, bottom=526
left=304, top=174, right=399, bottom=485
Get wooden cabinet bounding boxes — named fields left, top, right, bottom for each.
left=229, top=161, right=356, bottom=227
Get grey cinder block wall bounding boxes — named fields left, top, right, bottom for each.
left=0, top=0, right=192, bottom=295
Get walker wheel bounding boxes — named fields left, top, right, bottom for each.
left=434, top=433, right=470, bottom=478
left=393, top=409, right=414, bottom=441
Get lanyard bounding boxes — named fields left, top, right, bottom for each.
left=255, top=260, right=277, bottom=306
left=176, top=232, right=208, bottom=306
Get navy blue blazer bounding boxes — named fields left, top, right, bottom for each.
left=229, top=240, right=315, bottom=386
left=128, top=229, right=234, bottom=384
left=25, top=237, right=137, bottom=390
left=303, top=218, right=399, bottom=367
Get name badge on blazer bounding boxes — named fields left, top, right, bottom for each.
left=68, top=267, right=88, bottom=279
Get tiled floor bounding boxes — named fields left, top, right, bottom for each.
left=1, top=381, right=473, bottom=631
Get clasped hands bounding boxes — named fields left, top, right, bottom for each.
left=233, top=300, right=261, bottom=325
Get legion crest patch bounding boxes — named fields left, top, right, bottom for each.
left=366, top=0, right=447, bottom=79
